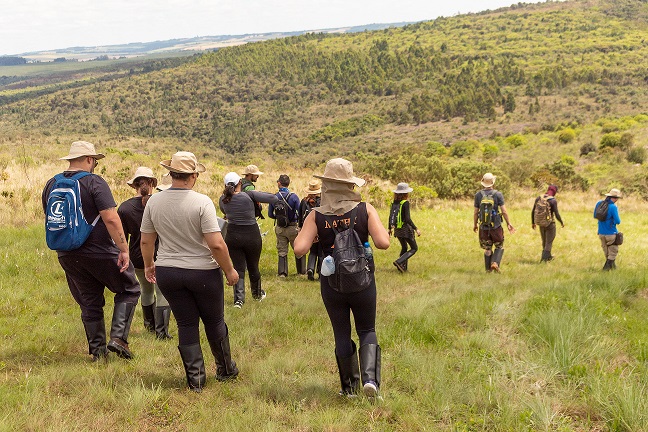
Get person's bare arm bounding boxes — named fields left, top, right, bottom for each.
left=141, top=231, right=158, bottom=283
left=294, top=211, right=317, bottom=256
left=473, top=207, right=479, bottom=232
left=367, top=203, right=390, bottom=249
left=500, top=205, right=516, bottom=234
left=204, top=232, right=239, bottom=286
left=99, top=207, right=130, bottom=272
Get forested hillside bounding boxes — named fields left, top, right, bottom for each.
left=2, top=0, right=648, bottom=198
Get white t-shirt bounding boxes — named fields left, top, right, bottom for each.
left=141, top=189, right=221, bottom=270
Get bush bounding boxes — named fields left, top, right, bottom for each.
left=619, top=132, right=634, bottom=150
left=504, top=134, right=527, bottom=148
left=482, top=143, right=500, bottom=160
left=627, top=147, right=646, bottom=164
left=425, top=141, right=447, bottom=157
left=450, top=139, right=480, bottom=158
left=599, top=133, right=621, bottom=149
left=580, top=142, right=597, bottom=156
left=558, top=128, right=576, bottom=143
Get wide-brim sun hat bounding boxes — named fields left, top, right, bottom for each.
left=393, top=182, right=413, bottom=194
left=241, top=164, right=263, bottom=176
left=60, top=141, right=105, bottom=160
left=604, top=188, right=623, bottom=198
left=224, top=172, right=242, bottom=186
left=481, top=172, right=496, bottom=187
left=314, top=158, right=365, bottom=187
left=156, top=173, right=172, bottom=191
left=160, top=151, right=206, bottom=173
left=126, top=167, right=157, bottom=187
left=303, top=179, right=322, bottom=195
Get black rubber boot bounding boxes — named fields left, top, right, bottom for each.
left=141, top=304, right=155, bottom=334
left=208, top=326, right=239, bottom=381
left=603, top=259, right=615, bottom=271
left=395, top=249, right=417, bottom=271
left=484, top=253, right=492, bottom=272
left=296, top=256, right=307, bottom=275
left=307, top=253, right=318, bottom=281
left=278, top=256, right=288, bottom=277
left=611, top=260, right=616, bottom=269
left=491, top=249, right=504, bottom=273
left=233, top=278, right=245, bottom=304
left=359, top=343, right=381, bottom=398
left=335, top=341, right=360, bottom=397
left=83, top=319, right=108, bottom=362
left=251, top=279, right=266, bottom=301
left=107, top=302, right=136, bottom=359
left=154, top=306, right=173, bottom=340
left=178, top=343, right=206, bottom=392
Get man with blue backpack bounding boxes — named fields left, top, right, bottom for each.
left=594, top=188, right=622, bottom=271
left=42, top=141, right=140, bottom=362
left=268, top=174, right=305, bottom=277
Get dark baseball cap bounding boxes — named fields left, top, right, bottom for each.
left=277, top=174, right=290, bottom=186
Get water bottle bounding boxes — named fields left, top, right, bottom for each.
left=363, top=242, right=373, bottom=260
left=321, top=255, right=335, bottom=276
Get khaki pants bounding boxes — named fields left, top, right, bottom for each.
left=540, top=222, right=556, bottom=253
left=599, top=234, right=619, bottom=260
left=275, top=224, right=299, bottom=257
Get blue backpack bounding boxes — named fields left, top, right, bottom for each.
left=45, top=172, right=100, bottom=251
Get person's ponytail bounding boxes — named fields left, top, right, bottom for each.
left=222, top=184, right=237, bottom=204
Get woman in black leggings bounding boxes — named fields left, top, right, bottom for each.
left=219, top=172, right=278, bottom=308
left=388, top=183, right=421, bottom=272
left=295, top=158, right=390, bottom=398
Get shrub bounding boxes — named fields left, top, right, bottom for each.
left=580, top=142, right=597, bottom=156
left=504, top=134, right=527, bottom=148
left=450, top=139, right=480, bottom=158
left=425, top=141, right=447, bottom=157
left=599, top=133, right=621, bottom=149
left=619, top=132, right=634, bottom=150
left=504, top=158, right=535, bottom=187
left=558, top=128, right=576, bottom=143
left=482, top=143, right=500, bottom=160
left=627, top=147, right=646, bottom=164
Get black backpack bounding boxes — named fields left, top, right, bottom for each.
left=595, top=199, right=610, bottom=221
left=324, top=207, right=372, bottom=293
left=273, top=192, right=294, bottom=228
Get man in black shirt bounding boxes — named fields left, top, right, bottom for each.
left=42, top=141, right=140, bottom=361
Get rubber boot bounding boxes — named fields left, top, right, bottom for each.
left=491, top=249, right=504, bottom=273
left=359, top=343, right=381, bottom=398
left=307, top=253, right=318, bottom=281
left=251, top=279, right=266, bottom=301
left=335, top=341, right=360, bottom=397
left=141, top=304, right=155, bottom=334
left=233, top=278, right=245, bottom=305
left=107, top=302, right=136, bottom=359
left=154, top=306, right=173, bottom=340
left=395, top=248, right=417, bottom=271
left=208, top=326, right=239, bottom=381
left=83, top=319, right=108, bottom=362
left=296, top=256, right=307, bottom=275
left=484, top=253, right=492, bottom=272
left=178, top=343, right=206, bottom=392
left=611, top=260, right=616, bottom=269
left=278, top=256, right=288, bottom=277
left=603, top=259, right=615, bottom=271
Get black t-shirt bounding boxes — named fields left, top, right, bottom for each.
left=314, top=202, right=369, bottom=256
left=118, top=196, right=146, bottom=268
left=42, top=171, right=119, bottom=257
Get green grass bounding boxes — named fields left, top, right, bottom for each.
left=2, top=208, right=648, bottom=430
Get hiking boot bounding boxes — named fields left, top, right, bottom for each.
left=233, top=300, right=243, bottom=309
left=393, top=261, right=405, bottom=273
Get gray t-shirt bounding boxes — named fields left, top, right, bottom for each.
left=141, top=189, right=221, bottom=270
left=219, top=190, right=278, bottom=225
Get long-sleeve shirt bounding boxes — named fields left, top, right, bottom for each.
left=531, top=195, right=563, bottom=225
left=594, top=199, right=620, bottom=235
left=268, top=187, right=300, bottom=223
left=219, top=190, right=278, bottom=226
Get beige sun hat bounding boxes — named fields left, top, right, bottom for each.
left=126, top=167, right=157, bottom=187
left=604, top=188, right=623, bottom=198
left=393, top=182, right=413, bottom=194
left=160, top=151, right=206, bottom=174
left=59, top=141, right=105, bottom=160
left=156, top=173, right=172, bottom=191
left=241, top=164, right=263, bottom=176
left=303, top=179, right=322, bottom=195
left=314, top=158, right=365, bottom=187
left=481, top=172, right=496, bottom=187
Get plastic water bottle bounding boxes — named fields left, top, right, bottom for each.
left=363, top=242, right=373, bottom=260
left=321, top=255, right=335, bottom=276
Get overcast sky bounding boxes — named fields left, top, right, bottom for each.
left=0, top=0, right=547, bottom=56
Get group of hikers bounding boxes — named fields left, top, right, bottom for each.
left=42, top=140, right=623, bottom=398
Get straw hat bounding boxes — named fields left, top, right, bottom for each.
left=604, top=188, right=623, bottom=198
left=241, top=164, right=263, bottom=176
left=393, top=182, right=413, bottom=194
left=314, top=158, right=365, bottom=187
left=481, top=173, right=496, bottom=187
left=303, top=179, right=322, bottom=195
left=60, top=141, right=105, bottom=160
left=159, top=151, right=206, bottom=174
left=156, top=173, right=172, bottom=191
left=126, top=167, right=157, bottom=187
left=224, top=172, right=242, bottom=186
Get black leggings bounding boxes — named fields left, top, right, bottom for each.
left=320, top=276, right=378, bottom=358
left=155, top=266, right=226, bottom=345
left=225, top=224, right=262, bottom=286
left=398, top=236, right=418, bottom=259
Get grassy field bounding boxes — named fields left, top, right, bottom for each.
left=2, top=203, right=648, bottom=431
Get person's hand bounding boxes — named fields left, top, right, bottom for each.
left=117, top=251, right=130, bottom=273
left=507, top=223, right=516, bottom=234
left=473, top=224, right=478, bottom=233
left=561, top=223, right=565, bottom=228
left=144, top=265, right=156, bottom=283
left=388, top=229, right=392, bottom=237
left=224, top=268, right=239, bottom=286
left=532, top=223, right=536, bottom=230
left=416, top=229, right=421, bottom=237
